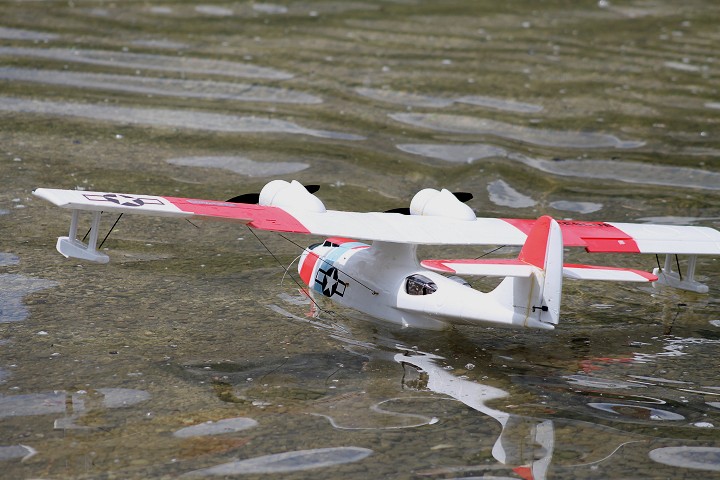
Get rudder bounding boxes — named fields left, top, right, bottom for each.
left=491, top=215, right=563, bottom=328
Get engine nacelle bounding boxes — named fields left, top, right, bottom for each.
left=259, top=180, right=326, bottom=213
left=409, top=188, right=476, bottom=221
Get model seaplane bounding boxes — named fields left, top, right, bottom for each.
left=34, top=180, right=720, bottom=331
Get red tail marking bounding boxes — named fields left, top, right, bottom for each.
left=518, top=216, right=553, bottom=268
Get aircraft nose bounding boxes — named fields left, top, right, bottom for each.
left=298, top=250, right=307, bottom=275
left=298, top=243, right=322, bottom=285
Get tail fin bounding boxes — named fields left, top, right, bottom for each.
left=490, top=216, right=563, bottom=329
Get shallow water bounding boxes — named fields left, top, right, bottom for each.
left=1, top=0, right=720, bottom=478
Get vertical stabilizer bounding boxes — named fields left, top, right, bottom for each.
left=491, top=216, right=563, bottom=328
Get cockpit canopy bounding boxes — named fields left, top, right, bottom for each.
left=406, top=274, right=438, bottom=295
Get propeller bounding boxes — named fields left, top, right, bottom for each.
left=452, top=191, right=473, bottom=203
left=226, top=192, right=260, bottom=204
left=384, top=191, right=473, bottom=214
left=226, top=184, right=320, bottom=204
left=385, top=207, right=411, bottom=215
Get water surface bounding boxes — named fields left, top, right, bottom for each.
left=1, top=0, right=719, bottom=478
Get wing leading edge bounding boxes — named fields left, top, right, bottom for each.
left=35, top=187, right=720, bottom=252
left=34, top=181, right=720, bottom=289
left=33, top=187, right=527, bottom=246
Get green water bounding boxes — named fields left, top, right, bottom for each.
left=1, top=0, right=720, bottom=478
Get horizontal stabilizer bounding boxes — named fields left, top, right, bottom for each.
left=563, top=264, right=657, bottom=282
left=422, top=259, right=657, bottom=283
left=421, top=259, right=533, bottom=277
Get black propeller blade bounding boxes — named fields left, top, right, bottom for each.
left=226, top=184, right=321, bottom=204
left=226, top=193, right=260, bottom=204
left=453, top=191, right=473, bottom=203
left=385, top=207, right=411, bottom=215
left=385, top=191, right=474, bottom=214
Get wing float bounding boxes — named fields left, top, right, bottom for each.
left=34, top=180, right=720, bottom=330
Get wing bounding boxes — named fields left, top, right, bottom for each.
left=34, top=179, right=720, bottom=268
left=34, top=187, right=720, bottom=252
left=32, top=187, right=527, bottom=245
left=32, top=188, right=310, bottom=231
left=503, top=218, right=720, bottom=255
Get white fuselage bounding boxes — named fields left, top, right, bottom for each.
left=297, top=238, right=522, bottom=330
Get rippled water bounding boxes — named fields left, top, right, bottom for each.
left=1, top=0, right=720, bottom=478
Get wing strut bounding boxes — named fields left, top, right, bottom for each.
left=653, top=254, right=707, bottom=293
left=56, top=210, right=110, bottom=264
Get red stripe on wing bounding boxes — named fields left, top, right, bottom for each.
left=165, top=197, right=310, bottom=233
left=503, top=218, right=640, bottom=253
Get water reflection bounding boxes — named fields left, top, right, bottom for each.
left=130, top=39, right=189, bottom=50
left=588, top=402, right=685, bottom=421
left=312, top=396, right=439, bottom=430
left=0, top=27, right=58, bottom=41
left=0, top=388, right=150, bottom=417
left=0, top=97, right=364, bottom=140
left=397, top=352, right=553, bottom=480
left=182, top=447, right=373, bottom=476
left=253, top=4, right=289, bottom=15
left=194, top=5, right=234, bottom=17
left=395, top=143, right=720, bottom=190
left=0, top=47, right=294, bottom=79
left=549, top=200, right=603, bottom=214
left=564, top=374, right=643, bottom=390
left=390, top=113, right=644, bottom=149
left=173, top=417, right=258, bottom=438
left=397, top=143, right=507, bottom=163
left=0, top=253, right=19, bottom=267
left=0, top=445, right=36, bottom=462
left=0, top=388, right=150, bottom=431
left=356, top=87, right=543, bottom=112
left=650, top=446, right=720, bottom=472
left=664, top=61, right=706, bottom=73
left=0, top=273, right=57, bottom=323
left=167, top=156, right=309, bottom=177
left=632, top=337, right=720, bottom=364
left=0, top=68, right=322, bottom=104
left=487, top=179, right=537, bottom=208
left=512, top=154, right=720, bottom=191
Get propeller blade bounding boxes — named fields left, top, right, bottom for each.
left=226, top=193, right=260, bottom=204
left=226, top=184, right=318, bottom=204
left=384, top=191, right=472, bottom=215
left=385, top=207, right=411, bottom=215
left=453, top=192, right=473, bottom=203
